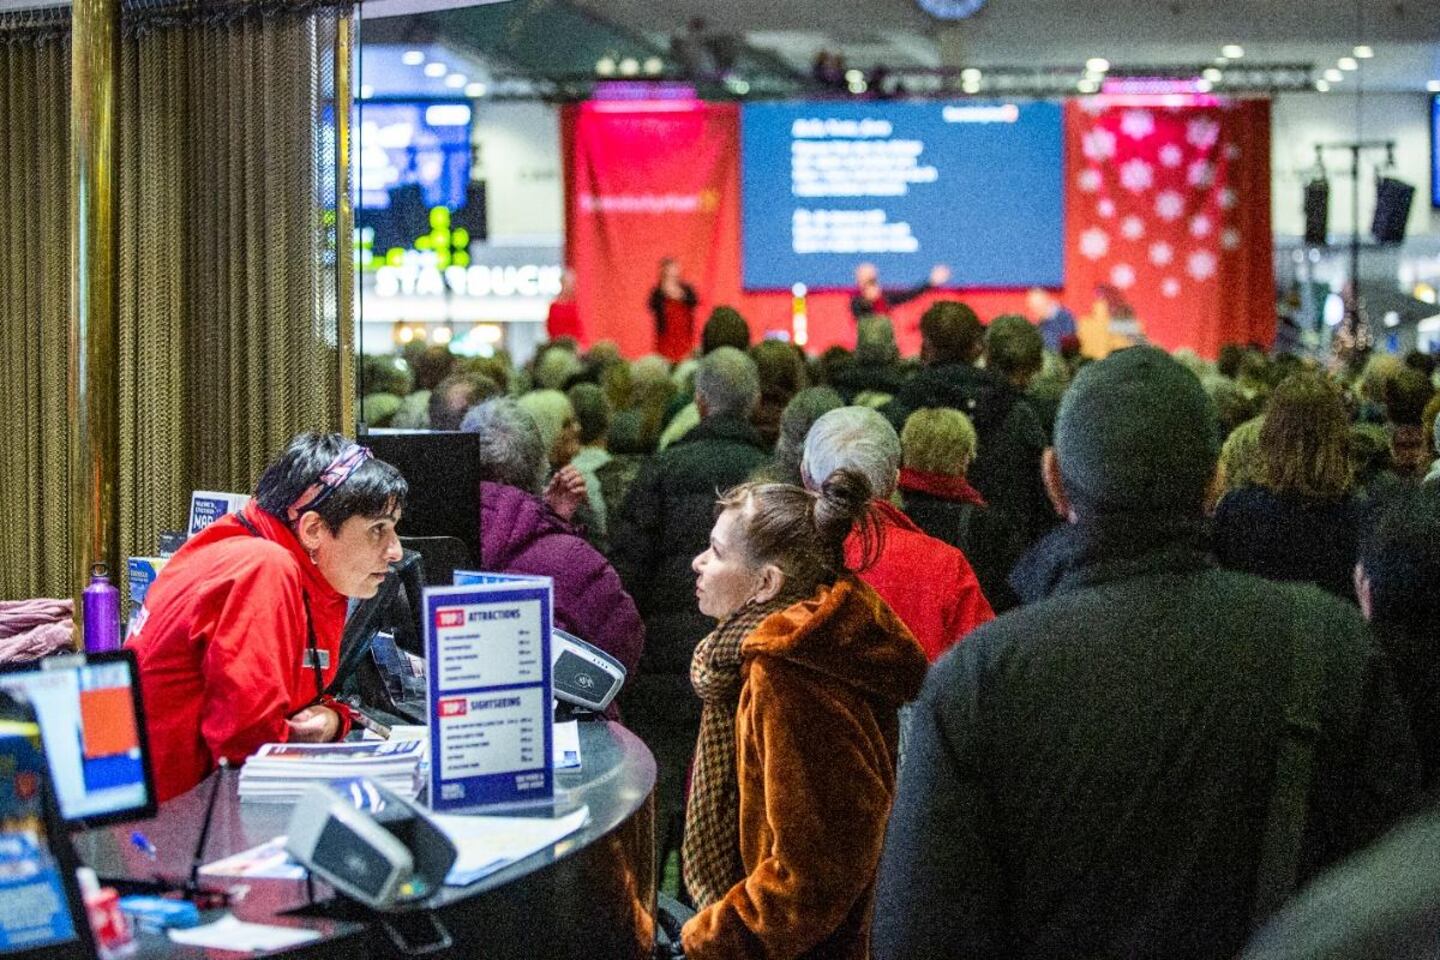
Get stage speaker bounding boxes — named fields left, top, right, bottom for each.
left=1371, top=177, right=1415, bottom=244
left=1303, top=178, right=1329, bottom=246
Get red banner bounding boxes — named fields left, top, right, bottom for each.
left=563, top=99, right=1273, bottom=359
left=1063, top=99, right=1274, bottom=356
left=563, top=101, right=740, bottom=358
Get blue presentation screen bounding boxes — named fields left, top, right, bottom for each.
left=1431, top=95, right=1439, bottom=208
left=741, top=101, right=1065, bottom=290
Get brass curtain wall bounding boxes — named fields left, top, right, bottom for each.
left=0, top=1, right=353, bottom=601
left=0, top=32, right=74, bottom=599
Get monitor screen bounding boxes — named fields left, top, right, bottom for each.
left=741, top=100, right=1065, bottom=290
left=0, top=652, right=156, bottom=829
left=0, top=692, right=96, bottom=960
left=362, top=429, right=485, bottom=566
left=358, top=100, right=473, bottom=212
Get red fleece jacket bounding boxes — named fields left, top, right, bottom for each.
left=126, top=503, right=352, bottom=801
left=846, top=499, right=994, bottom=661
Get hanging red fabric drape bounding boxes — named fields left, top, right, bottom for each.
left=562, top=100, right=740, bottom=359
left=1062, top=99, right=1274, bottom=356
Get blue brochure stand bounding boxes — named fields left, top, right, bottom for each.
left=422, top=576, right=554, bottom=810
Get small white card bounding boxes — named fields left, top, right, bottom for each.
left=553, top=720, right=581, bottom=770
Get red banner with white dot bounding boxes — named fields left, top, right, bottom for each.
left=1062, top=98, right=1274, bottom=357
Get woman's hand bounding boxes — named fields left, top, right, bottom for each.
left=544, top=466, right=589, bottom=522
left=286, top=704, right=342, bottom=743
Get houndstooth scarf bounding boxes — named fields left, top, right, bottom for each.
left=682, top=593, right=800, bottom=909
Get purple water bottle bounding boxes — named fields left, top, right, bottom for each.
left=82, top=564, right=121, bottom=654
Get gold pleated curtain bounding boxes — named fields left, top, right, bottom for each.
left=0, top=19, right=72, bottom=598
left=0, top=1, right=354, bottom=600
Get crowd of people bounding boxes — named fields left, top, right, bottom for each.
left=140, top=296, right=1440, bottom=959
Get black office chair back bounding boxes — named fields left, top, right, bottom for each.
left=333, top=549, right=424, bottom=694
left=399, top=536, right=474, bottom=590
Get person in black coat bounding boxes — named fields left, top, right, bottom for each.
left=829, top=315, right=911, bottom=405
left=751, top=386, right=844, bottom=486
left=884, top=304, right=1053, bottom=546
left=849, top=261, right=948, bottom=322
left=873, top=347, right=1419, bottom=960
left=610, top=346, right=771, bottom=875
left=1212, top=372, right=1360, bottom=601
left=1356, top=491, right=1440, bottom=792
left=1242, top=806, right=1440, bottom=960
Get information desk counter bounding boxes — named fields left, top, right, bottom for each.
left=74, top=721, right=658, bottom=959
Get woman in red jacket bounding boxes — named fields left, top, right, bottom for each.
left=545, top=267, right=585, bottom=346
left=126, top=433, right=407, bottom=801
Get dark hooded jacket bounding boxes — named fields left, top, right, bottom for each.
left=683, top=575, right=928, bottom=960
left=1211, top=486, right=1359, bottom=602
left=611, top=414, right=771, bottom=676
left=610, top=414, right=773, bottom=863
left=885, top=362, right=1054, bottom=544
left=872, top=516, right=1419, bottom=960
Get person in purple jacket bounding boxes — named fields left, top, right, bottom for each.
left=460, top=398, right=645, bottom=706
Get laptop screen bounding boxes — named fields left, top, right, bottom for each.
left=0, top=652, right=156, bottom=828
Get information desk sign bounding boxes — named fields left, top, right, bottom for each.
left=422, top=576, right=553, bottom=810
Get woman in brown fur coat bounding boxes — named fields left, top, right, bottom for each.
left=680, top=469, right=928, bottom=960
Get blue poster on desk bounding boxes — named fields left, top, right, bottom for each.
left=423, top=577, right=553, bottom=810
left=0, top=720, right=81, bottom=953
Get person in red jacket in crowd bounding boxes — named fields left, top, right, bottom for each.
left=802, top=406, right=994, bottom=661
left=126, top=433, right=408, bottom=801
left=647, top=256, right=699, bottom=363
left=545, top=267, right=585, bottom=346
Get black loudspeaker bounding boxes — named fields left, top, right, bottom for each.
left=1372, top=177, right=1415, bottom=244
left=1303, top=178, right=1329, bottom=246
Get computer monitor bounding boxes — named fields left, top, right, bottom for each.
left=362, top=429, right=484, bottom=565
left=0, top=651, right=156, bottom=829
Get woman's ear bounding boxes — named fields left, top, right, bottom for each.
left=751, top=563, right=785, bottom=606
left=1204, top=464, right=1226, bottom=517
left=295, top=511, right=327, bottom=553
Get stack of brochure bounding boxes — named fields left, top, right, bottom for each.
left=237, top=740, right=425, bottom=803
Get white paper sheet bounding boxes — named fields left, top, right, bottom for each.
left=167, top=914, right=321, bottom=952
left=199, top=837, right=305, bottom=880
left=432, top=806, right=590, bottom=886
left=362, top=725, right=427, bottom=743
left=552, top=720, right=582, bottom=770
